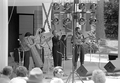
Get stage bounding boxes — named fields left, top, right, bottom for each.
left=8, top=53, right=120, bottom=83
left=8, top=40, right=120, bottom=83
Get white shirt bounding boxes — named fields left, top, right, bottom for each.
left=50, top=77, right=64, bottom=83
left=10, top=77, right=27, bottom=83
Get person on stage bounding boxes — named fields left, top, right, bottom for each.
left=71, top=27, right=85, bottom=70
left=52, top=30, right=62, bottom=67
left=24, top=32, right=43, bottom=70
left=22, top=32, right=32, bottom=70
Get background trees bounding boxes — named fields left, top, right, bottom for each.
left=104, top=0, right=119, bottom=39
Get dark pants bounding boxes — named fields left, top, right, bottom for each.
left=72, top=44, right=85, bottom=68
left=24, top=50, right=31, bottom=70
left=52, top=43, right=62, bottom=67
left=41, top=48, right=44, bottom=64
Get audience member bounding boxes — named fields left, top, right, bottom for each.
left=92, top=69, right=106, bottom=83
left=0, top=66, right=13, bottom=83
left=27, top=67, right=44, bottom=83
left=50, top=66, right=64, bottom=83
left=10, top=66, right=28, bottom=83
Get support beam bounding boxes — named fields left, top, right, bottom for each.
left=0, top=0, right=8, bottom=71
left=118, top=0, right=120, bottom=59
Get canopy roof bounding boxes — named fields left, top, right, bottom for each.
left=8, top=0, right=102, bottom=6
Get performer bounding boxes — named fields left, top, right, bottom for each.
left=71, top=27, right=85, bottom=70
left=52, top=30, right=62, bottom=67
left=21, top=33, right=32, bottom=70
left=34, top=28, right=45, bottom=68
left=24, top=32, right=43, bottom=69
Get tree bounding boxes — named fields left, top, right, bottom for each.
left=104, top=0, right=119, bottom=39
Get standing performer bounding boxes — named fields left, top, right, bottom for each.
left=52, top=30, right=62, bottom=67
left=21, top=33, right=32, bottom=70
left=71, top=27, right=85, bottom=70
left=24, top=32, right=43, bottom=69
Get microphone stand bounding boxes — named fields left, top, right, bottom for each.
left=59, top=39, right=67, bottom=71
left=18, top=39, right=24, bottom=66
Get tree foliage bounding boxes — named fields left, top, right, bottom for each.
left=104, top=0, right=119, bottom=39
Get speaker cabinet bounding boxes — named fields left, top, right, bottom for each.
left=108, top=53, right=118, bottom=60
left=104, top=59, right=120, bottom=72
left=76, top=63, right=99, bottom=76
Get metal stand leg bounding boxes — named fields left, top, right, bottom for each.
left=90, top=43, right=92, bottom=62
left=22, top=51, right=24, bottom=66
left=66, top=69, right=84, bottom=83
left=18, top=49, right=21, bottom=66
left=98, top=42, right=101, bottom=69
left=62, top=41, right=66, bottom=72
left=66, top=45, right=84, bottom=83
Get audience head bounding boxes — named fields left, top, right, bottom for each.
left=16, top=66, right=28, bottom=77
left=92, top=69, right=106, bottom=83
left=2, top=66, right=13, bottom=77
left=27, top=67, right=44, bottom=83
left=53, top=66, right=64, bottom=78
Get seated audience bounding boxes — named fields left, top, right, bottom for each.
left=0, top=66, right=13, bottom=83
left=26, top=67, right=44, bottom=83
left=50, top=66, right=64, bottom=83
left=92, top=69, right=106, bottom=83
left=10, top=66, right=28, bottom=83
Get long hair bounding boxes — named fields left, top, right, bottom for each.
left=24, top=32, right=32, bottom=37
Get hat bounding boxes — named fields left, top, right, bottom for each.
left=29, top=67, right=43, bottom=75
left=27, top=67, right=43, bottom=83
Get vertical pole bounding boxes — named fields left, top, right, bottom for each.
left=72, top=0, right=76, bottom=83
left=0, top=0, right=8, bottom=71
left=118, top=0, right=120, bottom=59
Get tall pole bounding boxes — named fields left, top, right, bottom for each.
left=71, top=0, right=75, bottom=83
left=118, top=0, right=120, bottom=59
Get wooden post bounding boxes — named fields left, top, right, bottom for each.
left=42, top=3, right=52, bottom=32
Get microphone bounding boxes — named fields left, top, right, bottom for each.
left=18, top=39, right=21, bottom=43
